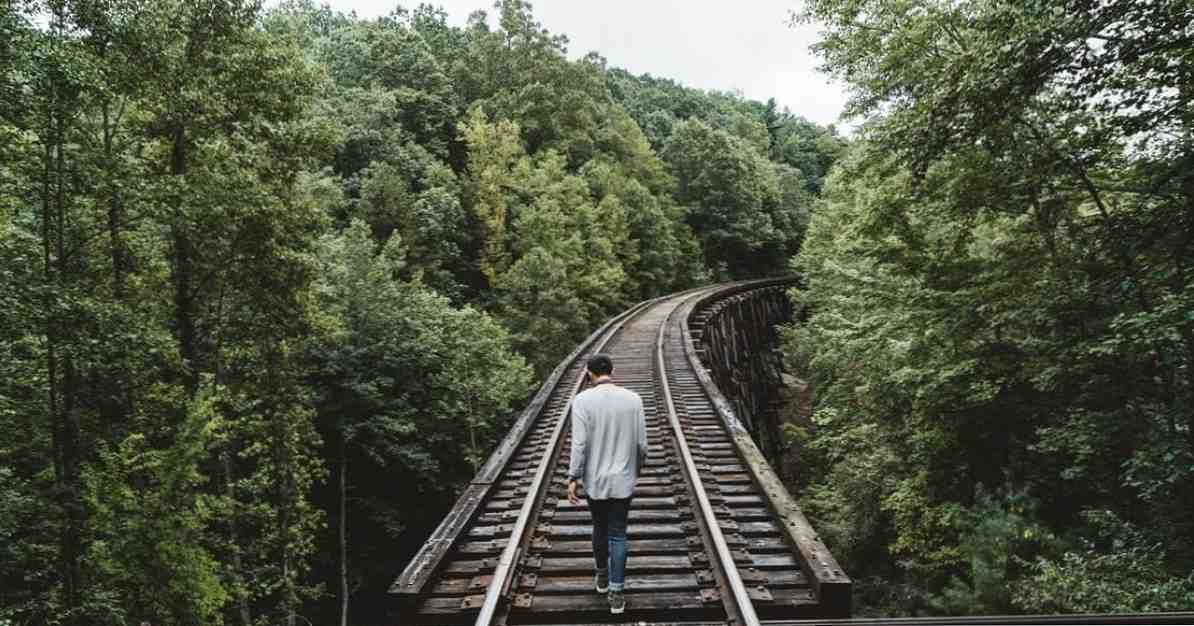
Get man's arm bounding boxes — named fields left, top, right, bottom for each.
left=568, top=399, right=588, bottom=502
left=636, top=396, right=648, bottom=471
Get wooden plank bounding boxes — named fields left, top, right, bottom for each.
left=721, top=495, right=765, bottom=506
left=763, top=568, right=811, bottom=588
left=551, top=509, right=683, bottom=523
left=513, top=590, right=707, bottom=613
left=746, top=537, right=792, bottom=552
left=547, top=523, right=687, bottom=538
left=720, top=484, right=761, bottom=494
left=540, top=555, right=691, bottom=573
left=442, top=559, right=495, bottom=576
left=418, top=595, right=481, bottom=614
left=427, top=575, right=494, bottom=596
left=530, top=573, right=700, bottom=594
left=728, top=507, right=773, bottom=521
left=456, top=540, right=501, bottom=555
left=762, top=586, right=818, bottom=608
left=534, top=537, right=691, bottom=555
left=751, top=554, right=800, bottom=568
left=555, top=496, right=675, bottom=510
left=738, top=521, right=780, bottom=536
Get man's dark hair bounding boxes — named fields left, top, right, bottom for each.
left=587, top=353, right=613, bottom=377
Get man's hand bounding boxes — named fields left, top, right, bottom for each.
left=567, top=479, right=581, bottom=505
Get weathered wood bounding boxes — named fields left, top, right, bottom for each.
left=533, top=537, right=693, bottom=556
left=512, top=590, right=708, bottom=613
left=555, top=496, right=676, bottom=510
left=550, top=509, right=683, bottom=522
left=751, top=554, right=800, bottom=568
left=539, top=555, right=693, bottom=573
left=547, top=523, right=688, bottom=538
left=529, top=573, right=700, bottom=594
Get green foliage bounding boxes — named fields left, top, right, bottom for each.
left=84, top=393, right=228, bottom=625
left=312, top=219, right=531, bottom=477
left=462, top=108, right=526, bottom=286
left=928, top=490, right=1056, bottom=616
left=308, top=220, right=531, bottom=613
left=1, top=0, right=843, bottom=622
left=1013, top=512, right=1194, bottom=614
left=663, top=118, right=799, bottom=278
left=788, top=0, right=1194, bottom=616
left=496, top=151, right=630, bottom=372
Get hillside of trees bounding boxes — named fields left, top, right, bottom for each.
left=0, top=1, right=843, bottom=623
left=783, top=0, right=1194, bottom=616
left=8, top=0, right=1190, bottom=623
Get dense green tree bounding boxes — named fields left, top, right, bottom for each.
left=1, top=0, right=333, bottom=621
left=788, top=0, right=1194, bottom=615
left=663, top=119, right=792, bottom=277
left=309, top=220, right=530, bottom=626
left=461, top=108, right=525, bottom=287
left=497, top=151, right=630, bottom=372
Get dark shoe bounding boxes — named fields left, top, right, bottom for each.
left=608, top=590, right=625, bottom=614
left=595, top=570, right=609, bottom=593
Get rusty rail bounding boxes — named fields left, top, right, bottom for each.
left=657, top=291, right=761, bottom=626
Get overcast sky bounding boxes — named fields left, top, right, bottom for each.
left=315, top=0, right=851, bottom=129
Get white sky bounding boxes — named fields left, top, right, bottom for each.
left=315, top=0, right=851, bottom=129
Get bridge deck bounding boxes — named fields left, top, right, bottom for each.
left=391, top=280, right=849, bottom=625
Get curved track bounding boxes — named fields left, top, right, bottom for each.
left=393, top=281, right=844, bottom=625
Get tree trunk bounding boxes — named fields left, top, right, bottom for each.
left=223, top=453, right=253, bottom=626
left=339, top=433, right=349, bottom=626
left=42, top=133, right=71, bottom=616
left=170, top=123, right=198, bottom=396
left=44, top=64, right=82, bottom=613
left=1180, top=161, right=1194, bottom=452
left=103, top=101, right=128, bottom=299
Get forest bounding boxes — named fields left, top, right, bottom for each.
left=2, top=0, right=1192, bottom=623
left=784, top=0, right=1194, bottom=617
left=0, top=1, right=841, bottom=623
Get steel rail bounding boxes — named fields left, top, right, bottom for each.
left=656, top=290, right=762, bottom=626
left=770, top=612, right=1194, bottom=625
left=472, top=295, right=663, bottom=626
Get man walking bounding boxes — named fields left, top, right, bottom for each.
left=567, top=353, right=649, bottom=615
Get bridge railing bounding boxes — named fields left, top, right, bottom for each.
left=680, top=277, right=852, bottom=616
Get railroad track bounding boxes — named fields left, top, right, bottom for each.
left=392, top=280, right=848, bottom=625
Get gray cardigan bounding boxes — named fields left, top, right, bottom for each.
left=567, top=382, right=649, bottom=500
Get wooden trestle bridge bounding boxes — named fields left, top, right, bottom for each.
left=390, top=278, right=851, bottom=626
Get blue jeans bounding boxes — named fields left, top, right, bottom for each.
left=587, top=497, right=631, bottom=591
